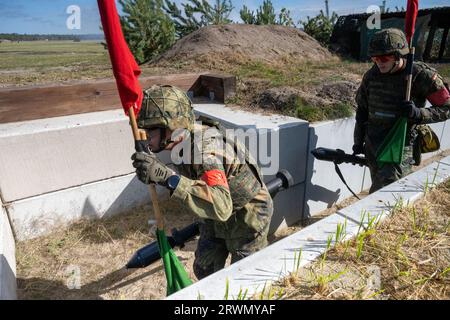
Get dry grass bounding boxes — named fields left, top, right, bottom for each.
left=267, top=179, right=450, bottom=300
left=16, top=200, right=198, bottom=300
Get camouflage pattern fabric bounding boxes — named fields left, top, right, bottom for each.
left=137, top=85, right=195, bottom=131
left=355, top=61, right=450, bottom=193
left=170, top=123, right=274, bottom=279
left=368, top=28, right=409, bottom=57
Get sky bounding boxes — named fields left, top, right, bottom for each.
left=0, top=0, right=449, bottom=34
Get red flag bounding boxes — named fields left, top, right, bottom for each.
left=97, top=0, right=143, bottom=116
left=405, top=0, right=419, bottom=46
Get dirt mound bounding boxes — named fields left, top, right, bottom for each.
left=317, top=81, right=359, bottom=106
left=256, top=81, right=358, bottom=111
left=155, top=24, right=332, bottom=66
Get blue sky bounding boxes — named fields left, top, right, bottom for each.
left=0, top=0, right=449, bottom=34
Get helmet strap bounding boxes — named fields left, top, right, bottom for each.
left=388, top=53, right=402, bottom=74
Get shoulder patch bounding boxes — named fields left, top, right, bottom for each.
left=200, top=169, right=229, bottom=189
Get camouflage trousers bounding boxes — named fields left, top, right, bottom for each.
left=366, top=145, right=414, bottom=194
left=193, top=220, right=270, bottom=280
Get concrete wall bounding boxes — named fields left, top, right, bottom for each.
left=2, top=104, right=449, bottom=241
left=194, top=104, right=309, bottom=233
left=0, top=110, right=135, bottom=202
left=0, top=104, right=309, bottom=240
left=304, top=118, right=370, bottom=218
left=304, top=117, right=450, bottom=216
left=0, top=110, right=169, bottom=240
left=0, top=199, right=16, bottom=300
left=7, top=174, right=169, bottom=241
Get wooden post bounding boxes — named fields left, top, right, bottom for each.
left=129, top=108, right=164, bottom=231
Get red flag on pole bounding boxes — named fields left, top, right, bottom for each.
left=405, top=0, right=419, bottom=46
left=97, top=0, right=143, bottom=116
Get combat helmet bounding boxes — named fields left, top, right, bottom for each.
left=137, top=85, right=195, bottom=132
left=368, top=28, right=409, bottom=57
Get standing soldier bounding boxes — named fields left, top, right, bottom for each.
left=131, top=85, right=274, bottom=279
left=353, top=28, right=450, bottom=193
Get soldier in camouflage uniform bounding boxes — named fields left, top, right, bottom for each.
left=353, top=28, right=450, bottom=193
left=131, top=85, right=274, bottom=279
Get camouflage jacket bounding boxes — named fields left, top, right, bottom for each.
left=169, top=121, right=273, bottom=240
left=354, top=61, right=450, bottom=155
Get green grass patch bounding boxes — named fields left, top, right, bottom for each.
left=0, top=41, right=109, bottom=70
left=294, top=97, right=353, bottom=122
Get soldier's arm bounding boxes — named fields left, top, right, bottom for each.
left=415, top=69, right=450, bottom=124
left=170, top=137, right=233, bottom=222
left=354, top=75, right=369, bottom=146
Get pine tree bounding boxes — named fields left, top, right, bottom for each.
left=300, top=10, right=339, bottom=46
left=164, top=0, right=234, bottom=38
left=118, top=0, right=176, bottom=64
left=240, top=0, right=295, bottom=27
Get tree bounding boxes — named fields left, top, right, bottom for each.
left=300, top=10, right=338, bottom=46
left=164, top=0, right=234, bottom=38
left=240, top=0, right=295, bottom=27
left=256, top=0, right=276, bottom=25
left=240, top=5, right=256, bottom=24
left=118, top=0, right=176, bottom=64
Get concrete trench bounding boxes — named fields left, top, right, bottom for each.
left=1, top=94, right=449, bottom=299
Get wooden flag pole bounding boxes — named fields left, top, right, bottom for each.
left=129, top=107, right=164, bottom=231
left=405, top=46, right=415, bottom=101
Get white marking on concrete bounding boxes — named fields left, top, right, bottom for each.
left=167, top=156, right=450, bottom=300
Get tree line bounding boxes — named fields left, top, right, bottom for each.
left=118, top=0, right=339, bottom=64
left=0, top=33, right=81, bottom=41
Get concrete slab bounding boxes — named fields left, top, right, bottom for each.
left=194, top=103, right=309, bottom=228
left=8, top=174, right=169, bottom=241
left=304, top=118, right=368, bottom=217
left=168, top=155, right=450, bottom=300
left=0, top=200, right=16, bottom=300
left=194, top=104, right=309, bottom=181
left=439, top=119, right=450, bottom=151
left=0, top=110, right=135, bottom=202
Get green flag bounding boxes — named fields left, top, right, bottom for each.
left=157, top=229, right=193, bottom=295
left=376, top=117, right=407, bottom=166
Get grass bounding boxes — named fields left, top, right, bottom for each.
left=271, top=178, right=450, bottom=300
left=0, top=40, right=176, bottom=87
left=15, top=200, right=198, bottom=300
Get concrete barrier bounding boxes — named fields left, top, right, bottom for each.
left=3, top=104, right=449, bottom=241
left=1, top=104, right=310, bottom=240
left=7, top=174, right=169, bottom=241
left=304, top=117, right=370, bottom=218
left=0, top=110, right=135, bottom=202
left=194, top=104, right=309, bottom=232
left=0, top=199, right=16, bottom=300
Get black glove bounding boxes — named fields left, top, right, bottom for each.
left=400, top=100, right=422, bottom=122
left=131, top=152, right=174, bottom=185
left=352, top=144, right=364, bottom=155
